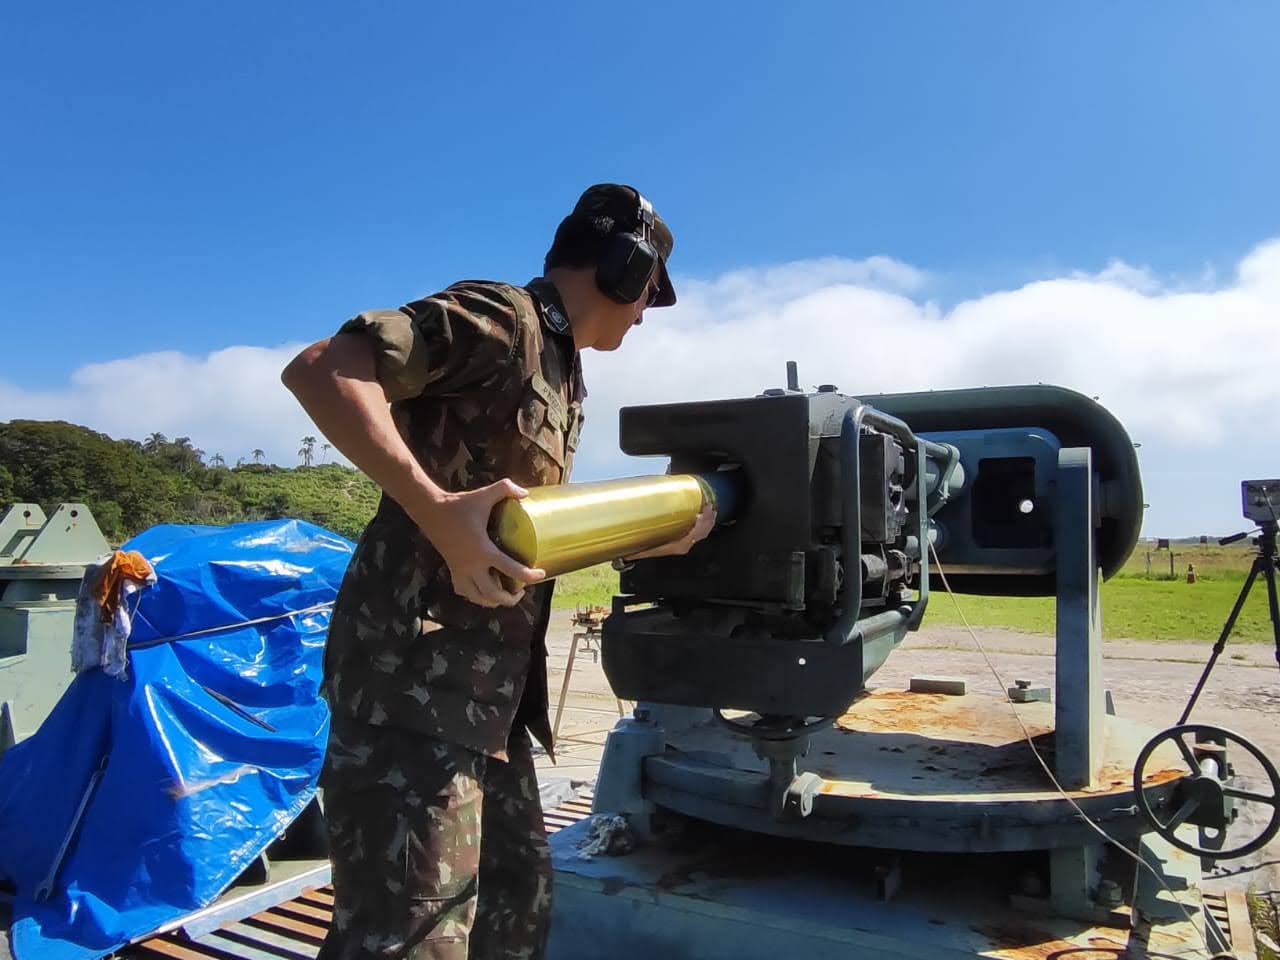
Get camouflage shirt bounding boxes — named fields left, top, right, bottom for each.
left=323, top=278, right=585, bottom=760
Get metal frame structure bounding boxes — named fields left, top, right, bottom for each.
left=552, top=443, right=1210, bottom=958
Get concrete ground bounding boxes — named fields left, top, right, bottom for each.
left=539, top=610, right=1280, bottom=897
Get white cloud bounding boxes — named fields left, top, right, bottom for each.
left=0, top=345, right=322, bottom=467
left=3, top=243, right=1277, bottom=535
left=580, top=244, right=1280, bottom=536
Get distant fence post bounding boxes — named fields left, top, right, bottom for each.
left=1169, top=552, right=1175, bottom=578
left=1145, top=551, right=1151, bottom=577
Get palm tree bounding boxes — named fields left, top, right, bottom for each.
left=251, top=448, right=265, bottom=465
left=171, top=436, right=203, bottom=474
left=320, top=443, right=332, bottom=464
left=298, top=436, right=316, bottom=468
left=209, top=453, right=226, bottom=469
left=143, top=432, right=168, bottom=455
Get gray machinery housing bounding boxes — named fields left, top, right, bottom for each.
left=603, top=382, right=1141, bottom=720
left=556, top=377, right=1270, bottom=956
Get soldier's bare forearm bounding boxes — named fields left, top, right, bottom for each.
left=282, top=334, right=542, bottom=606
left=282, top=335, right=448, bottom=521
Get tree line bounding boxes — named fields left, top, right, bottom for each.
left=0, top=421, right=380, bottom=543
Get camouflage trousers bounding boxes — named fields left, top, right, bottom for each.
left=317, top=715, right=552, bottom=960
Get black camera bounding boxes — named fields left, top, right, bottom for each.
left=1241, top=479, right=1280, bottom=526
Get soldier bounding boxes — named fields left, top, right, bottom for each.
left=282, top=184, right=711, bottom=959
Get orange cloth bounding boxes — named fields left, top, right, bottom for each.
left=91, top=550, right=155, bottom=624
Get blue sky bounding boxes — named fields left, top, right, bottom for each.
left=3, top=3, right=1279, bottom=536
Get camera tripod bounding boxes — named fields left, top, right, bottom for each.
left=1178, top=518, right=1280, bottom=724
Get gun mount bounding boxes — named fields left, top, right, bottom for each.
left=602, top=381, right=1143, bottom=721
left=545, top=373, right=1271, bottom=958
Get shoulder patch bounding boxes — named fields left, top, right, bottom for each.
left=544, top=303, right=570, bottom=335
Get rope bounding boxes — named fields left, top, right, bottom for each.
left=927, top=541, right=1214, bottom=958
left=126, top=601, right=335, bottom=650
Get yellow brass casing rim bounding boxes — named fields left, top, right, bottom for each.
left=491, top=501, right=540, bottom=567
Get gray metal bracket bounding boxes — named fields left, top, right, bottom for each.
left=783, top=772, right=823, bottom=819
left=17, top=503, right=110, bottom=567
left=0, top=504, right=47, bottom=563
left=1048, top=447, right=1107, bottom=920
left=1054, top=447, right=1103, bottom=790
left=592, top=710, right=669, bottom=836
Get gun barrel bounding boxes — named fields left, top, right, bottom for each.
left=491, top=473, right=735, bottom=579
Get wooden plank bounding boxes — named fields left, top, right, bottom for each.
left=274, top=900, right=331, bottom=923
left=244, top=909, right=328, bottom=943
left=1224, top=890, right=1258, bottom=960
left=128, top=937, right=230, bottom=960
left=202, top=924, right=316, bottom=960
left=297, top=890, right=333, bottom=908
left=129, top=929, right=304, bottom=960
left=128, top=932, right=281, bottom=960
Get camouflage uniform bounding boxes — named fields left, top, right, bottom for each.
left=317, top=278, right=584, bottom=960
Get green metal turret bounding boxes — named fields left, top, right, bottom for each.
left=0, top=502, right=111, bottom=754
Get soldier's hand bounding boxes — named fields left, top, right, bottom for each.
left=416, top=479, right=546, bottom=608
left=623, top=503, right=717, bottom=561
left=686, top=503, right=717, bottom=548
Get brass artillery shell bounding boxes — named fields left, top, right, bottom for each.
left=490, top=475, right=717, bottom=579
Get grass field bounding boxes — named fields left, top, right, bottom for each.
left=552, top=541, right=1277, bottom=643
left=551, top=563, right=620, bottom=613
left=926, top=540, right=1275, bottom=643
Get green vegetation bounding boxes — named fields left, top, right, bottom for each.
left=1, top=419, right=622, bottom=612
left=555, top=544, right=1273, bottom=644
left=904, top=540, right=1270, bottom=643
left=0, top=420, right=380, bottom=543
left=4, top=420, right=1271, bottom=642
left=926, top=577, right=1275, bottom=643
left=551, top=564, right=620, bottom=611
left=1249, top=891, right=1279, bottom=960
left=1117, top=541, right=1254, bottom=581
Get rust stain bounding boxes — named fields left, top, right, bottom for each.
left=835, top=689, right=1048, bottom=742
left=824, top=689, right=1188, bottom=799
left=975, top=924, right=1131, bottom=959
left=1080, top=764, right=1183, bottom=794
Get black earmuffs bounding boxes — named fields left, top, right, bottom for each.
left=595, top=190, right=660, bottom=304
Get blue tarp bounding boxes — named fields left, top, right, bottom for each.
left=0, top=519, right=353, bottom=960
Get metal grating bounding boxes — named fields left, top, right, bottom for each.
left=123, top=794, right=596, bottom=960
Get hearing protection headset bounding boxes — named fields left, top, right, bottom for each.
left=595, top=188, right=661, bottom=305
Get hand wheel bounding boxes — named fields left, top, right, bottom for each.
left=1133, top=723, right=1280, bottom=859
